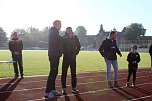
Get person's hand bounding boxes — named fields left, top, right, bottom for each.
left=132, top=61, right=137, bottom=63
left=14, top=52, right=19, bottom=55
left=119, top=54, right=122, bottom=57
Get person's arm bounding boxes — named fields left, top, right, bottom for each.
left=61, top=36, right=66, bottom=55
left=48, top=29, right=59, bottom=55
left=99, top=41, right=105, bottom=57
left=127, top=53, right=131, bottom=63
left=8, top=40, right=14, bottom=53
left=149, top=44, right=152, bottom=56
left=137, top=53, right=141, bottom=63
left=75, top=36, right=81, bottom=55
left=18, top=40, right=23, bottom=54
left=116, top=45, right=122, bottom=57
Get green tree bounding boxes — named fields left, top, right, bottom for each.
left=75, top=26, right=87, bottom=48
left=124, top=23, right=146, bottom=40
left=75, top=26, right=87, bottom=36
left=0, top=27, right=7, bottom=47
left=42, top=27, right=49, bottom=41
left=12, top=28, right=27, bottom=38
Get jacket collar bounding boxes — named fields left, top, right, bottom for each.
left=12, top=37, right=19, bottom=40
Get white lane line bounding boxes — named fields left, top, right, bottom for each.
left=27, top=82, right=152, bottom=101
left=0, top=70, right=104, bottom=80
left=0, top=70, right=151, bottom=86
left=0, top=69, right=150, bottom=80
left=0, top=75, right=151, bottom=94
left=130, top=94, right=152, bottom=101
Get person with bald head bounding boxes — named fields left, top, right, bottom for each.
left=45, top=20, right=62, bottom=98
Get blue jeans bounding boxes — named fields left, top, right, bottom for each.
left=104, top=59, right=118, bottom=82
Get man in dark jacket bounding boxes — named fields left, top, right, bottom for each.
left=45, top=20, right=62, bottom=98
left=61, top=27, right=80, bottom=95
left=99, top=31, right=122, bottom=88
left=9, top=32, right=24, bottom=78
left=149, top=44, right=152, bottom=73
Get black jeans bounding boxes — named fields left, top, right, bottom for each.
left=12, top=54, right=23, bottom=76
left=61, top=55, right=77, bottom=89
left=45, top=56, right=60, bottom=93
left=127, top=67, right=137, bottom=84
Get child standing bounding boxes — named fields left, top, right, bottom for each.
left=126, top=45, right=140, bottom=87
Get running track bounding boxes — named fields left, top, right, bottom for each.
left=0, top=68, right=152, bottom=101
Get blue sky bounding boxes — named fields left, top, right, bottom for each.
left=0, top=0, right=151, bottom=36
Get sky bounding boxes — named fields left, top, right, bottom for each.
left=0, top=0, right=152, bottom=36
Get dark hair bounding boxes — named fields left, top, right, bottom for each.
left=53, top=20, right=61, bottom=26
left=109, top=31, right=116, bottom=36
left=12, top=31, right=18, bottom=35
left=66, top=27, right=72, bottom=30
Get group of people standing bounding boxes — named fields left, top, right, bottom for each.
left=8, top=20, right=152, bottom=99
left=99, top=31, right=141, bottom=88
left=44, top=20, right=80, bottom=98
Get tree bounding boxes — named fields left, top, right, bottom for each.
left=0, top=27, right=7, bottom=47
left=41, top=27, right=49, bottom=41
left=124, top=23, right=146, bottom=40
left=75, top=26, right=87, bottom=48
left=75, top=26, right=87, bottom=36
left=12, top=28, right=27, bottom=38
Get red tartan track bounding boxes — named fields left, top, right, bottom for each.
left=0, top=68, right=152, bottom=101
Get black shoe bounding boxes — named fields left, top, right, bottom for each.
left=107, top=81, right=113, bottom=88
left=72, top=88, right=79, bottom=94
left=126, top=82, right=130, bottom=87
left=62, top=88, right=67, bottom=95
left=20, top=74, right=24, bottom=79
left=14, top=75, right=19, bottom=79
left=21, top=76, right=24, bottom=79
left=114, top=81, right=120, bottom=88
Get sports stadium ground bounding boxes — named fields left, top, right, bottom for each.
left=0, top=68, right=152, bottom=101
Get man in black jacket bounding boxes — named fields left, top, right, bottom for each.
left=45, top=20, right=62, bottom=98
left=99, top=31, right=122, bottom=88
left=149, top=44, right=152, bottom=73
left=61, top=27, right=80, bottom=95
left=9, top=32, right=24, bottom=78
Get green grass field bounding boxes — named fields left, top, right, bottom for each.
left=0, top=50, right=151, bottom=78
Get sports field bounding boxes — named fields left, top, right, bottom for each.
left=0, top=50, right=151, bottom=78
left=0, top=50, right=152, bottom=101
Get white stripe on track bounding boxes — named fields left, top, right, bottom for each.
left=0, top=70, right=150, bottom=86
left=130, top=94, right=152, bottom=101
left=0, top=75, right=151, bottom=94
left=27, top=81, right=152, bottom=101
left=0, top=69, right=150, bottom=80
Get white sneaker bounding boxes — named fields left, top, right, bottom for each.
left=72, top=88, right=79, bottom=94
left=44, top=92, right=55, bottom=98
left=51, top=90, right=60, bottom=96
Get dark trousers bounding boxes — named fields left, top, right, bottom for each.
left=150, top=56, right=152, bottom=67
left=45, top=56, right=60, bottom=93
left=61, top=55, right=77, bottom=89
left=12, top=54, right=23, bottom=76
left=127, top=67, right=137, bottom=84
